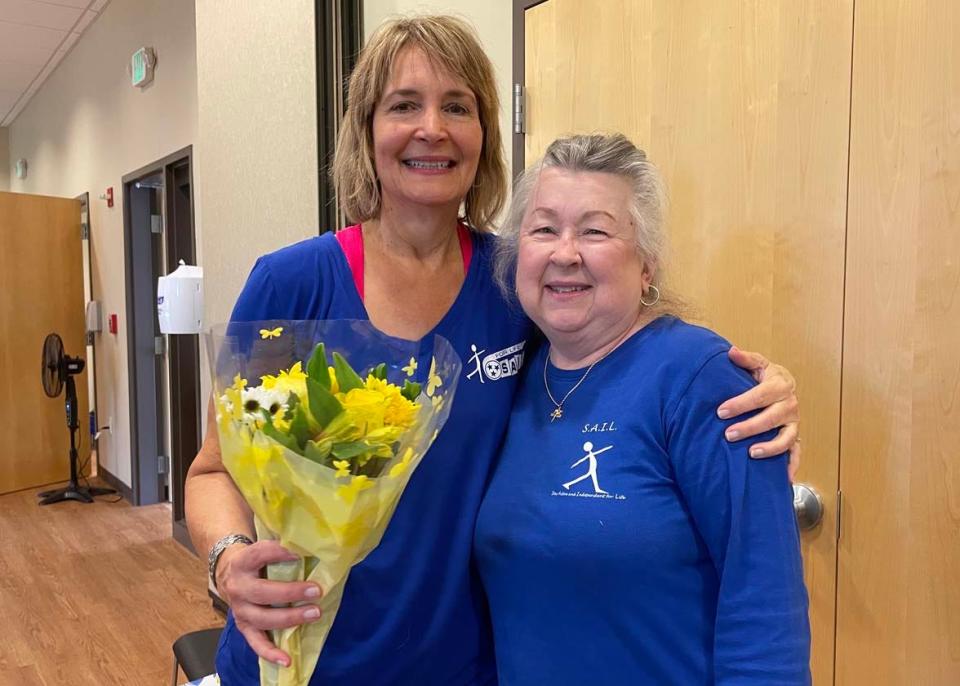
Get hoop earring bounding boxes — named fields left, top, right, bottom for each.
left=640, top=284, right=660, bottom=307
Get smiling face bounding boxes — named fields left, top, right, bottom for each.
left=371, top=47, right=484, bottom=218
left=516, top=168, right=653, bottom=362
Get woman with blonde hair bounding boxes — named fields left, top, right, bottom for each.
left=186, top=16, right=800, bottom=685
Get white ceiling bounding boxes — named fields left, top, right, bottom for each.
left=0, top=0, right=109, bottom=127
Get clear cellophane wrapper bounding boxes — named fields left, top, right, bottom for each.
left=207, top=320, right=461, bottom=686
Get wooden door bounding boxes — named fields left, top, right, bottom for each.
left=0, top=192, right=87, bottom=494
left=522, top=1, right=853, bottom=682
left=837, top=1, right=960, bottom=682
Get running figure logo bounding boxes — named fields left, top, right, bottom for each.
left=563, top=441, right=612, bottom=494
left=465, top=341, right=526, bottom=383
left=466, top=344, right=486, bottom=383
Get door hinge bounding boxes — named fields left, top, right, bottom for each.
left=513, top=83, right=525, bottom=135
left=157, top=454, right=170, bottom=475
left=150, top=213, right=163, bottom=234
left=154, top=335, right=166, bottom=356
left=81, top=221, right=90, bottom=240
left=836, top=489, right=842, bottom=541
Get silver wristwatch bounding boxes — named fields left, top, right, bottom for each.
left=208, top=533, right=253, bottom=589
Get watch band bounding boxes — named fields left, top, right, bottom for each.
left=208, top=533, right=254, bottom=589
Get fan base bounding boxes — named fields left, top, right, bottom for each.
left=38, top=483, right=116, bottom=506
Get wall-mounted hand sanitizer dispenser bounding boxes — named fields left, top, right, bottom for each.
left=158, top=261, right=203, bottom=334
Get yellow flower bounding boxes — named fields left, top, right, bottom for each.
left=340, top=387, right=389, bottom=430
left=366, top=426, right=404, bottom=444
left=223, top=374, right=247, bottom=421
left=261, top=361, right=308, bottom=398
left=402, top=357, right=418, bottom=377
left=327, top=366, right=339, bottom=395
left=259, top=326, right=283, bottom=339
left=333, top=459, right=351, bottom=478
left=426, top=357, right=442, bottom=396
left=361, top=375, right=419, bottom=428
left=336, top=475, right=374, bottom=504
left=389, top=447, right=416, bottom=478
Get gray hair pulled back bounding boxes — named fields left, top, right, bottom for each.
left=494, top=133, right=668, bottom=300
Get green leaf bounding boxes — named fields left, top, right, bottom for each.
left=307, top=377, right=343, bottom=428
left=304, top=438, right=332, bottom=465
left=289, top=405, right=312, bottom=451
left=332, top=352, right=364, bottom=392
left=260, top=410, right=300, bottom=454
left=331, top=440, right=372, bottom=460
left=282, top=391, right=300, bottom=421
left=307, top=343, right=330, bottom=389
left=372, top=363, right=388, bottom=381
left=401, top=379, right=422, bottom=402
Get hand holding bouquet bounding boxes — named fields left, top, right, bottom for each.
left=207, top=320, right=461, bottom=686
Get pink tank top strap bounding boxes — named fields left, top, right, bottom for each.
left=335, top=223, right=474, bottom=303
left=456, top=223, right=473, bottom=271
left=335, top=224, right=365, bottom=300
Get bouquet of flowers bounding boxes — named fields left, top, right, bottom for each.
left=207, top=320, right=461, bottom=686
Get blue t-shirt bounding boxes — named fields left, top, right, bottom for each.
left=474, top=317, right=810, bottom=685
left=215, top=231, right=532, bottom=685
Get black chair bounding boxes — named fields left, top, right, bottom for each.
left=172, top=627, right=223, bottom=685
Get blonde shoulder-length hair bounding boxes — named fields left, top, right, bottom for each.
left=332, top=15, right=507, bottom=232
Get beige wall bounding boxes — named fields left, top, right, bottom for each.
left=0, top=127, right=8, bottom=190
left=8, top=0, right=198, bottom=487
left=194, top=0, right=319, bottom=409
left=363, top=1, right=515, bottom=183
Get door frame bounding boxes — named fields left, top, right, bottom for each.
left=164, top=155, right=201, bottom=551
left=122, top=145, right=198, bottom=513
left=315, top=0, right=363, bottom=233
left=76, top=191, right=99, bottom=479
left=512, top=0, right=550, bottom=177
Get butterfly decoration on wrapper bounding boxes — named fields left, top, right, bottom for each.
left=208, top=320, right=461, bottom=686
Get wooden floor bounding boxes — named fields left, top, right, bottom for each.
left=0, top=481, right=222, bottom=685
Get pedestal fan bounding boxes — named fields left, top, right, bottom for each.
left=38, top=333, right=115, bottom=505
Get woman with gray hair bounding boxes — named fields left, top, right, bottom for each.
left=475, top=133, right=811, bottom=684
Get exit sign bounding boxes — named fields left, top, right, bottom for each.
left=131, top=47, right=155, bottom=87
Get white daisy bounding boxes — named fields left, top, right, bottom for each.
left=240, top=385, right=288, bottom=422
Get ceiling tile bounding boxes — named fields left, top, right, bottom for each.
left=0, top=0, right=107, bottom=126
left=44, top=0, right=93, bottom=8
left=0, top=20, right=67, bottom=51
left=0, top=1, right=83, bottom=31
left=0, top=41, right=53, bottom=68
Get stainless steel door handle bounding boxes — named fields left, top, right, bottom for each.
left=793, top=483, right=824, bottom=531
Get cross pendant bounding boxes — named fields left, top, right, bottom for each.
left=550, top=407, right=563, bottom=422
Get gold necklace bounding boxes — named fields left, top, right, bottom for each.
left=543, top=322, right=642, bottom=421
left=542, top=347, right=609, bottom=422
